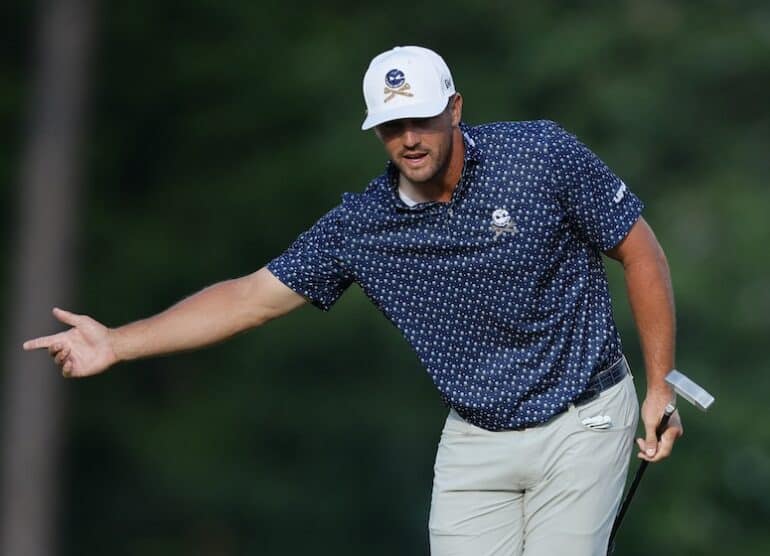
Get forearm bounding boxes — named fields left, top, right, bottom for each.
left=621, top=243, right=676, bottom=394
left=110, top=279, right=256, bottom=362
left=110, top=275, right=271, bottom=362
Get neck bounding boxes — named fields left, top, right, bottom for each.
left=399, top=127, right=465, bottom=204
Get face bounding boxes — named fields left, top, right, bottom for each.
left=374, top=94, right=463, bottom=186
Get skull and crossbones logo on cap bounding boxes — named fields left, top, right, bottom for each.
left=383, top=68, right=414, bottom=102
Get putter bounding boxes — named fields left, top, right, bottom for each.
left=606, top=369, right=715, bottom=555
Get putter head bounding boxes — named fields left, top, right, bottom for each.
left=665, top=369, right=715, bottom=411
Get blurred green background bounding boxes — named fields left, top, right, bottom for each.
left=2, top=1, right=769, bottom=554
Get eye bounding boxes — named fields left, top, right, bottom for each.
left=378, top=120, right=403, bottom=136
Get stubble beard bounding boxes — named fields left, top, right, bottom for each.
left=397, top=132, right=453, bottom=188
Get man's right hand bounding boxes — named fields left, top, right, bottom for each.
left=22, top=307, right=118, bottom=378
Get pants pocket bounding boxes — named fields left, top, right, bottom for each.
left=572, top=374, right=639, bottom=433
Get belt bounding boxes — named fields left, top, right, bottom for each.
left=572, top=356, right=629, bottom=406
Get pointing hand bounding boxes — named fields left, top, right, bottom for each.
left=22, top=307, right=118, bottom=378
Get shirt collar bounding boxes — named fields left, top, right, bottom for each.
left=385, top=122, right=483, bottom=212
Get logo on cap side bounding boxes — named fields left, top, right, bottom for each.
left=383, top=68, right=413, bottom=103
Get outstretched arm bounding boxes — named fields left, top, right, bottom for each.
left=22, top=267, right=306, bottom=377
left=605, top=216, right=683, bottom=462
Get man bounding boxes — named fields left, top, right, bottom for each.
left=24, top=45, right=682, bottom=555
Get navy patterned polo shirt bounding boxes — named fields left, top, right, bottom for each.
left=267, top=120, right=644, bottom=431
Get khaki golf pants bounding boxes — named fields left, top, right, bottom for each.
left=429, top=373, right=638, bottom=556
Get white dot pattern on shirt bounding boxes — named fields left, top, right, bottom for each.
left=267, top=120, right=644, bottom=431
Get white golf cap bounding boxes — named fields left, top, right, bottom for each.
left=361, top=45, right=456, bottom=130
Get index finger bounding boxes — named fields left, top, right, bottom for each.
left=22, top=333, right=64, bottom=351
left=651, top=424, right=683, bottom=462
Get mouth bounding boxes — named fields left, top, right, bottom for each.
left=402, top=151, right=429, bottom=168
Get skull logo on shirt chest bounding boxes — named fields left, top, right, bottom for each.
left=490, top=208, right=517, bottom=239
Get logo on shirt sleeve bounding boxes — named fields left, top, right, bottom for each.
left=613, top=181, right=627, bottom=204
left=490, top=208, right=518, bottom=240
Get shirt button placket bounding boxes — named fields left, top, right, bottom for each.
left=444, top=205, right=453, bottom=230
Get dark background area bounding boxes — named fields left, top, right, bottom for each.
left=1, top=1, right=769, bottom=554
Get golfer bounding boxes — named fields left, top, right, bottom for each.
left=24, top=45, right=683, bottom=555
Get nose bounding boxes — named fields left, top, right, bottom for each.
left=402, top=121, right=420, bottom=148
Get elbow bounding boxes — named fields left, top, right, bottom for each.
left=225, top=278, right=271, bottom=330
left=230, top=275, right=291, bottom=329
left=249, top=305, right=279, bottom=328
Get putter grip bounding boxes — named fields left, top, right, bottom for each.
left=655, top=404, right=676, bottom=439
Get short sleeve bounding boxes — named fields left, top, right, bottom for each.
left=547, top=122, right=644, bottom=251
left=266, top=205, right=354, bottom=311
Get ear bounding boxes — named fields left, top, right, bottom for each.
left=450, top=93, right=463, bottom=127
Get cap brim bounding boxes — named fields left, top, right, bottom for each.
left=361, top=97, right=449, bottom=130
